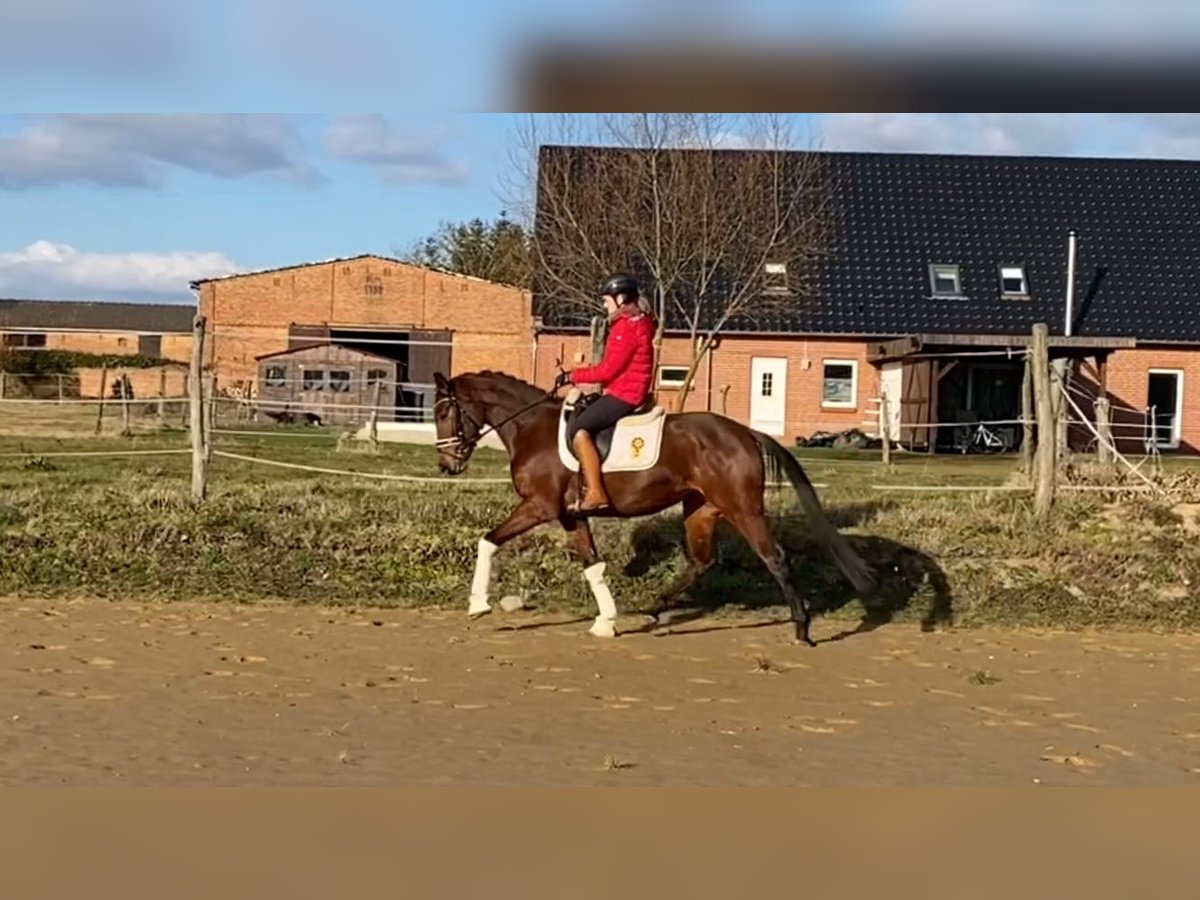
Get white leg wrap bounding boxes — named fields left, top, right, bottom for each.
left=468, top=538, right=499, bottom=617
left=584, top=561, right=618, bottom=638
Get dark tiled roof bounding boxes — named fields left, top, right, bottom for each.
left=534, top=146, right=1200, bottom=343
left=0, top=298, right=195, bottom=334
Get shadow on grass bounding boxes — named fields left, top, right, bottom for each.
left=619, top=499, right=953, bottom=641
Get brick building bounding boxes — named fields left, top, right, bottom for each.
left=0, top=298, right=193, bottom=361
left=0, top=298, right=193, bottom=399
left=533, top=146, right=1200, bottom=455
left=191, top=255, right=534, bottom=419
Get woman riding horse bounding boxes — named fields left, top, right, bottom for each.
left=554, top=272, right=656, bottom=516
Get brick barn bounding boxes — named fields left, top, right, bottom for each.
left=191, top=255, right=534, bottom=421
left=532, top=146, right=1200, bottom=456
left=0, top=298, right=193, bottom=399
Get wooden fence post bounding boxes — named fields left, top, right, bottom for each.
left=203, top=373, right=215, bottom=462
left=157, top=367, right=167, bottom=427
left=368, top=379, right=382, bottom=450
left=1096, top=396, right=1113, bottom=469
left=94, top=366, right=109, bottom=436
left=879, top=394, right=891, bottom=467
left=190, top=315, right=207, bottom=501
left=120, top=371, right=132, bottom=437
left=1031, top=324, right=1056, bottom=518
left=1020, top=353, right=1034, bottom=478
left=207, top=374, right=218, bottom=434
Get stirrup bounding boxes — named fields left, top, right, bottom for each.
left=568, top=497, right=612, bottom=517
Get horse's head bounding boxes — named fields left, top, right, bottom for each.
left=432, top=372, right=486, bottom=475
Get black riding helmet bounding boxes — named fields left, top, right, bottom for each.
left=599, top=272, right=640, bottom=302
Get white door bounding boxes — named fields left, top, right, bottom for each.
left=750, top=357, right=788, bottom=435
left=880, top=362, right=903, bottom=442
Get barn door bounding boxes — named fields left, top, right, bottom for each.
left=288, top=323, right=331, bottom=351
left=406, top=329, right=452, bottom=421
left=900, top=359, right=932, bottom=449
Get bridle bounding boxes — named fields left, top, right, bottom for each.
left=434, top=386, right=558, bottom=461
left=433, top=393, right=484, bottom=463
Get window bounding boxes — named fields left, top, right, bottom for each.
left=821, top=360, right=857, bottom=408
left=764, top=261, right=790, bottom=295
left=761, top=372, right=774, bottom=397
left=301, top=369, right=326, bottom=391
left=999, top=265, right=1028, bottom=296
left=264, top=365, right=287, bottom=387
left=928, top=264, right=962, bottom=297
left=366, top=368, right=389, bottom=386
left=365, top=279, right=384, bottom=296
left=657, top=366, right=689, bottom=388
left=116, top=337, right=128, bottom=348
left=328, top=370, right=352, bottom=393
left=138, top=334, right=162, bottom=357
left=3, top=333, right=47, bottom=348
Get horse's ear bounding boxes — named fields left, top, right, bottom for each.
left=433, top=372, right=449, bottom=393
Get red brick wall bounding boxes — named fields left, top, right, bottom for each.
left=77, top=366, right=188, bottom=400
left=1095, top=346, right=1200, bottom=452
left=533, top=330, right=879, bottom=442
left=458, top=327, right=1200, bottom=456
left=0, top=330, right=192, bottom=363
left=199, top=257, right=533, bottom=384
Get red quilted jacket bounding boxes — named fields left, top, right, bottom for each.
left=568, top=308, right=655, bottom=406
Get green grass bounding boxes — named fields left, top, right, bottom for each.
left=2, top=415, right=1200, bottom=632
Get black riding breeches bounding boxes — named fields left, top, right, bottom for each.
left=568, top=393, right=636, bottom=444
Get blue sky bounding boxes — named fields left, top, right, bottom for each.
left=4, top=112, right=1200, bottom=304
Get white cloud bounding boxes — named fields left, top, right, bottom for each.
left=1134, top=114, right=1200, bottom=160
left=0, top=0, right=182, bottom=77
left=0, top=115, right=321, bottom=190
left=323, top=115, right=471, bottom=186
left=0, top=241, right=238, bottom=301
left=818, top=114, right=1082, bottom=157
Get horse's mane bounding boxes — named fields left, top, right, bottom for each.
left=459, top=369, right=546, bottom=401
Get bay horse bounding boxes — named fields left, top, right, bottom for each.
left=432, top=370, right=876, bottom=645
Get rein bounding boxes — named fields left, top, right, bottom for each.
left=434, top=388, right=559, bottom=456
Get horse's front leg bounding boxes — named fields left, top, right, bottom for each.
left=559, top=513, right=617, bottom=638
left=468, top=498, right=557, bottom=618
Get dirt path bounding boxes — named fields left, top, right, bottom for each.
left=3, top=597, right=1200, bottom=785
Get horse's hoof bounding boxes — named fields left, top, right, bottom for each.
left=467, top=604, right=492, bottom=619
left=589, top=618, right=617, bottom=638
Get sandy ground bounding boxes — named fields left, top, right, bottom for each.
left=3, top=596, right=1200, bottom=786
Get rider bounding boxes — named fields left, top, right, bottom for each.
left=554, top=272, right=655, bottom=515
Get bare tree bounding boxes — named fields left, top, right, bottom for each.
left=500, top=113, right=832, bottom=411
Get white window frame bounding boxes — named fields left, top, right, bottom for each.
left=264, top=364, right=288, bottom=388
left=928, top=263, right=963, bottom=298
left=764, top=261, right=790, bottom=295
left=821, top=359, right=858, bottom=409
left=1148, top=368, right=1184, bottom=450
left=999, top=264, right=1028, bottom=297
left=656, top=365, right=689, bottom=389
left=301, top=368, right=326, bottom=392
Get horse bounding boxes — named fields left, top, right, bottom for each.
left=431, top=369, right=876, bottom=645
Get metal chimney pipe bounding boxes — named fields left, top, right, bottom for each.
left=1064, top=229, right=1077, bottom=337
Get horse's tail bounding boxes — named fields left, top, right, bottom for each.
left=752, top=430, right=876, bottom=597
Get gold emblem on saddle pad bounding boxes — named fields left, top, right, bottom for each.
left=630, top=437, right=645, bottom=457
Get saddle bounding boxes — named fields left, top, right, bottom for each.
left=557, top=389, right=667, bottom=473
